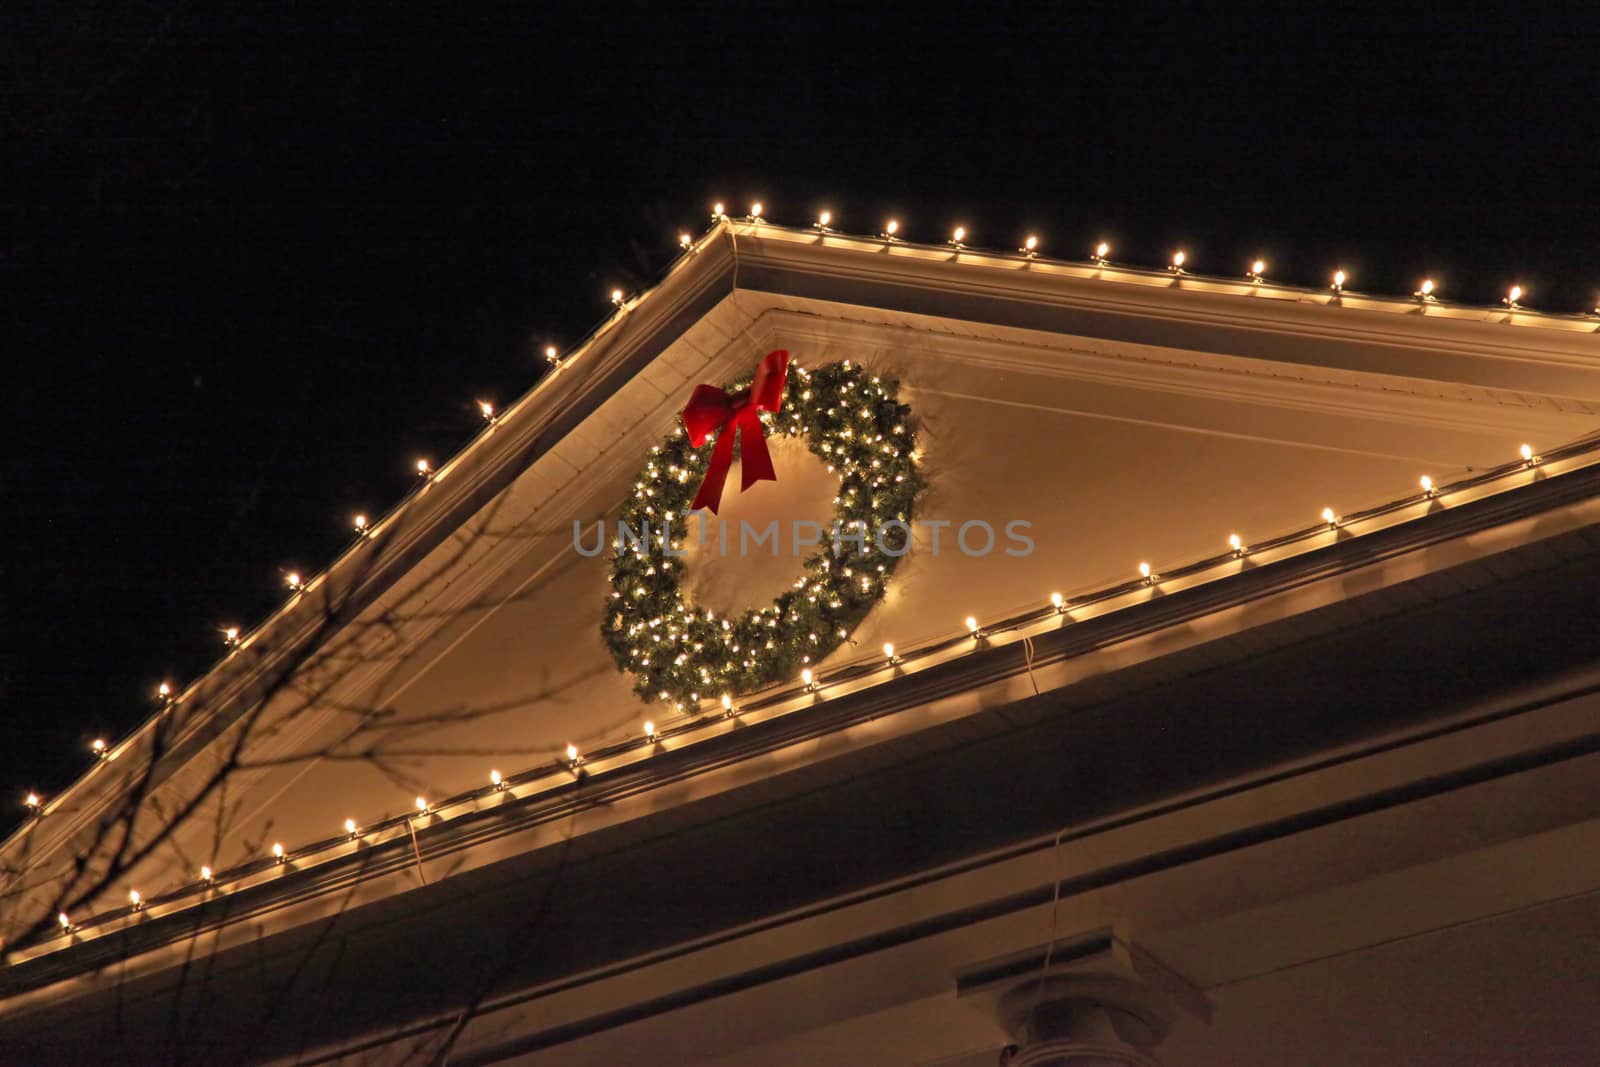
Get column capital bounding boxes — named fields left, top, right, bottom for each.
left=956, top=928, right=1209, bottom=1066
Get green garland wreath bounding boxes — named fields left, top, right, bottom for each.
left=602, top=360, right=922, bottom=707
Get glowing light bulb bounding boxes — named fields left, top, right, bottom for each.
left=644, top=720, right=656, bottom=740
left=414, top=796, right=428, bottom=814
left=544, top=344, right=560, bottom=365
left=816, top=210, right=832, bottom=229
left=222, top=625, right=240, bottom=645
left=1506, top=285, right=1523, bottom=308
left=1322, top=507, right=1338, bottom=526
left=1021, top=234, right=1039, bottom=255
left=353, top=514, right=368, bottom=533
left=1171, top=250, right=1186, bottom=271
left=128, top=889, right=142, bottom=908
left=750, top=202, right=764, bottom=219
left=965, top=616, right=979, bottom=634
left=58, top=912, right=71, bottom=930
left=272, top=842, right=285, bottom=861
left=1139, top=562, right=1152, bottom=580
left=490, top=769, right=503, bottom=788
left=25, top=792, right=41, bottom=809
left=1520, top=443, right=1535, bottom=464
left=1094, top=241, right=1110, bottom=261
left=1420, top=475, right=1434, bottom=495
left=1250, top=259, right=1266, bottom=279
left=1228, top=534, right=1244, bottom=555
left=678, top=232, right=692, bottom=248
left=950, top=225, right=966, bottom=246
left=157, top=681, right=172, bottom=700
left=711, top=201, right=725, bottom=219
left=344, top=818, right=358, bottom=837
left=416, top=458, right=431, bottom=476
left=1420, top=279, right=1434, bottom=295
left=199, top=865, right=213, bottom=882
left=801, top=667, right=815, bottom=689
left=611, top=288, right=625, bottom=306
left=883, top=642, right=897, bottom=663
left=566, top=743, right=580, bottom=763
left=478, top=399, right=494, bottom=420
left=721, top=693, right=733, bottom=712
left=285, top=571, right=303, bottom=592
left=1332, top=269, right=1347, bottom=291
left=91, top=738, right=107, bottom=756
left=1050, top=592, right=1064, bottom=611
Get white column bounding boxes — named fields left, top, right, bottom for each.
left=957, top=930, right=1208, bottom=1066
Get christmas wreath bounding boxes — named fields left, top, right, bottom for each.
left=601, top=353, right=922, bottom=707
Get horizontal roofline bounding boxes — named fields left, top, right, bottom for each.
left=740, top=219, right=1600, bottom=332
left=7, top=440, right=1598, bottom=973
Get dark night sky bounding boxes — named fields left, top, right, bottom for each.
left=3, top=4, right=1597, bottom=824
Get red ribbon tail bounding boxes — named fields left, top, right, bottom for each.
left=690, top=422, right=738, bottom=513
left=737, top=407, right=777, bottom=491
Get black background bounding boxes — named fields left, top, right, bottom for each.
left=4, top=3, right=1597, bottom=826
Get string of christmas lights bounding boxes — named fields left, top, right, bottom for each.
left=790, top=205, right=1595, bottom=314
left=20, top=433, right=1578, bottom=956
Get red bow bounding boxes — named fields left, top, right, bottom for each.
left=681, top=350, right=791, bottom=514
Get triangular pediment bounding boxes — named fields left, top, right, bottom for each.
left=5, top=224, right=1598, bottom=1028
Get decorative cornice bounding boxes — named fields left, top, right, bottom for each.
left=728, top=227, right=1600, bottom=398
left=764, top=310, right=1597, bottom=445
